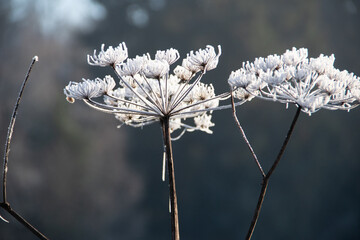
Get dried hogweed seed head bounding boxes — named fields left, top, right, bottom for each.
left=64, top=43, right=225, bottom=139
left=229, top=47, right=360, bottom=115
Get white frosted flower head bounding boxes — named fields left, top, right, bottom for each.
left=166, top=75, right=183, bottom=97
left=254, top=54, right=282, bottom=72
left=188, top=83, right=219, bottom=110
left=260, top=69, right=287, bottom=86
left=182, top=58, right=201, bottom=73
left=193, top=114, right=215, bottom=134
left=316, top=75, right=345, bottom=95
left=65, top=43, right=224, bottom=139
left=265, top=54, right=282, bottom=70
left=291, top=65, right=310, bottom=80
left=97, top=75, right=116, bottom=94
left=64, top=79, right=102, bottom=101
left=228, top=69, right=256, bottom=88
left=233, top=88, right=256, bottom=101
left=88, top=42, right=128, bottom=67
left=184, top=45, right=222, bottom=73
left=114, top=103, right=143, bottom=124
left=309, top=54, right=335, bottom=74
left=155, top=48, right=180, bottom=65
left=142, top=59, right=170, bottom=79
left=192, top=83, right=216, bottom=101
left=228, top=69, right=264, bottom=104
left=229, top=47, right=360, bottom=115
left=174, top=65, right=193, bottom=81
left=282, top=47, right=308, bottom=66
left=116, top=55, right=148, bottom=76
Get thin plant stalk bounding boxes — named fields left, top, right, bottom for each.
left=1, top=56, right=50, bottom=240
left=245, top=107, right=301, bottom=240
left=0, top=202, right=49, bottom=240
left=161, top=117, right=180, bottom=240
left=230, top=91, right=265, bottom=177
left=2, top=57, right=38, bottom=203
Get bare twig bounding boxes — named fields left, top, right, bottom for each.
left=2, top=56, right=38, bottom=203
left=161, top=117, right=180, bottom=240
left=0, top=202, right=49, bottom=240
left=1, top=56, right=50, bottom=239
left=230, top=90, right=265, bottom=177
left=245, top=106, right=301, bottom=240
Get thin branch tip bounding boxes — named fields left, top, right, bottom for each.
left=33, top=56, right=39, bottom=62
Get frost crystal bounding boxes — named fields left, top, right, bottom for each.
left=228, top=47, right=360, bottom=115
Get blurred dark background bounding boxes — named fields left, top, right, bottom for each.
left=0, top=0, right=359, bottom=239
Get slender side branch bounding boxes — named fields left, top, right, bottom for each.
left=161, top=117, right=180, bottom=240
left=1, top=56, right=50, bottom=240
left=230, top=91, right=265, bottom=177
left=245, top=107, right=301, bottom=240
left=2, top=56, right=38, bottom=203
left=0, top=202, right=49, bottom=240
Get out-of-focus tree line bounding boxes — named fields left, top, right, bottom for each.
left=0, top=0, right=359, bottom=239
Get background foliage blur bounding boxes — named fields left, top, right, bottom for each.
left=0, top=0, right=359, bottom=239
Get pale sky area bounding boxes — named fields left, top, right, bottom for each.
left=8, top=0, right=107, bottom=38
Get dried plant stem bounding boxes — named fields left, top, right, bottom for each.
left=0, top=202, right=48, bottom=239
left=230, top=91, right=265, bottom=177
left=161, top=117, right=180, bottom=240
left=1, top=56, right=49, bottom=240
left=245, top=106, right=301, bottom=240
left=2, top=57, right=37, bottom=203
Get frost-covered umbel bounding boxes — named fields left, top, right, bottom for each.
left=64, top=43, right=224, bottom=138
left=228, top=47, right=360, bottom=115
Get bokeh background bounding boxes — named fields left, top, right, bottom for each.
left=0, top=0, right=359, bottom=239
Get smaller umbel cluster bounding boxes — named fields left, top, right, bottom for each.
left=228, top=47, right=360, bottom=115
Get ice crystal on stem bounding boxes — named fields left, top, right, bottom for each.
left=64, top=42, right=225, bottom=138
left=228, top=47, right=360, bottom=115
